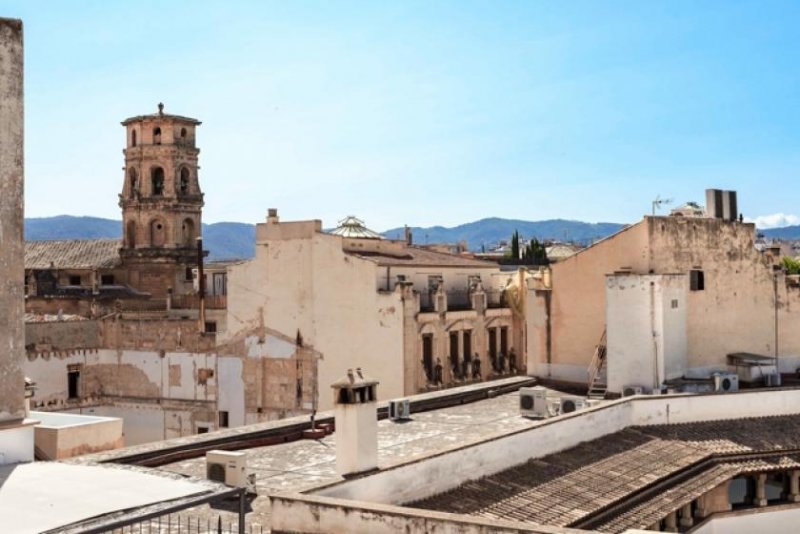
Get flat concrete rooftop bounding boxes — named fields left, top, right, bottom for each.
left=156, top=383, right=577, bottom=527
left=0, top=462, right=228, bottom=534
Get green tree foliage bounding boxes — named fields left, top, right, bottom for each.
left=523, top=238, right=548, bottom=264
left=783, top=256, right=800, bottom=275
left=510, top=230, right=520, bottom=260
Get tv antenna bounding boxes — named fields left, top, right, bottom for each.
left=652, top=195, right=673, bottom=216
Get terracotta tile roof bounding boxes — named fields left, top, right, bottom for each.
left=412, top=415, right=800, bottom=532
left=348, top=247, right=498, bottom=268
left=25, top=239, right=122, bottom=269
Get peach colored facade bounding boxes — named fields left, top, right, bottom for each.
left=224, top=213, right=523, bottom=411
left=527, top=215, right=800, bottom=390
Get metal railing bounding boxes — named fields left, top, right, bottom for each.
left=100, top=514, right=264, bottom=534
left=171, top=294, right=227, bottom=310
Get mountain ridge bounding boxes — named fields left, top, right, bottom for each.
left=25, top=215, right=798, bottom=261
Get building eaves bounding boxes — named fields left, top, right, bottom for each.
left=347, top=247, right=498, bottom=269
left=121, top=113, right=201, bottom=126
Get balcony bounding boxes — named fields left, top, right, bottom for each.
left=171, top=294, right=227, bottom=310
left=419, top=289, right=507, bottom=312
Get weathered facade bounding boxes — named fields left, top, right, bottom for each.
left=119, top=104, right=204, bottom=298
left=224, top=212, right=525, bottom=412
left=526, top=211, right=800, bottom=393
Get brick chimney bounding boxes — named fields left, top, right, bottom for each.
left=331, top=368, right=379, bottom=476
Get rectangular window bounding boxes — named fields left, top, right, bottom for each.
left=204, top=321, right=217, bottom=333
left=671, top=299, right=679, bottom=309
left=463, top=331, right=472, bottom=362
left=690, top=269, right=705, bottom=291
left=67, top=369, right=80, bottom=399
left=197, top=426, right=209, bottom=434
left=100, top=274, right=115, bottom=285
left=218, top=411, right=229, bottom=428
left=185, top=267, right=194, bottom=281
left=68, top=275, right=81, bottom=286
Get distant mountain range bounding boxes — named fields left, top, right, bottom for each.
left=24, top=216, right=255, bottom=262
left=23, top=215, right=800, bottom=261
left=383, top=218, right=626, bottom=250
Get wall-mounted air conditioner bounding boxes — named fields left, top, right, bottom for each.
left=622, top=385, right=644, bottom=397
left=206, top=450, right=254, bottom=491
left=388, top=399, right=411, bottom=421
left=559, top=396, right=587, bottom=414
left=519, top=386, right=549, bottom=418
left=713, top=372, right=739, bottom=393
left=765, top=373, right=782, bottom=387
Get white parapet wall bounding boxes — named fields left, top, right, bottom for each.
left=313, top=389, right=800, bottom=505
left=32, top=411, right=123, bottom=460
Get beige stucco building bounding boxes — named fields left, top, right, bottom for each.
left=224, top=212, right=525, bottom=411
left=527, top=208, right=800, bottom=394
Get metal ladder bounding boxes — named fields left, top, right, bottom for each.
left=587, top=329, right=607, bottom=399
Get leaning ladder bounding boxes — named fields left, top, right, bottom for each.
left=587, top=329, right=607, bottom=399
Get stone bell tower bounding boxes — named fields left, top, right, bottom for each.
left=119, top=103, right=205, bottom=298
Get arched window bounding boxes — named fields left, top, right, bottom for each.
left=131, top=129, right=137, bottom=147
left=153, top=127, right=161, bottom=145
left=126, top=221, right=137, bottom=248
left=151, top=167, right=164, bottom=196
left=128, top=168, right=138, bottom=198
left=179, top=167, right=190, bottom=194
left=150, top=219, right=166, bottom=247
left=180, top=127, right=187, bottom=139
left=182, top=218, right=195, bottom=246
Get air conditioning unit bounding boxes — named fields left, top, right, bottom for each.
left=713, top=372, right=739, bottom=393
left=560, top=396, right=587, bottom=414
left=519, top=386, right=549, bottom=418
left=388, top=399, right=411, bottom=421
left=622, top=385, right=644, bottom=397
left=206, top=450, right=254, bottom=491
left=765, top=373, right=782, bottom=387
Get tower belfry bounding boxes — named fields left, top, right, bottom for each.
left=119, top=103, right=205, bottom=297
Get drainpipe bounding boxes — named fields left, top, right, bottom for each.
left=197, top=237, right=205, bottom=333
left=774, top=272, right=779, bottom=375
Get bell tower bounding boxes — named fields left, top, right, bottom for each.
left=119, top=103, right=205, bottom=298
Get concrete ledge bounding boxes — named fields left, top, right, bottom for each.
left=269, top=492, right=590, bottom=534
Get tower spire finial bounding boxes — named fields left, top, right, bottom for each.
left=157, top=102, right=164, bottom=115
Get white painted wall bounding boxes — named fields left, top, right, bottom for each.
left=691, top=506, right=800, bottom=534
left=0, top=423, right=34, bottom=464
left=606, top=274, right=687, bottom=393
left=217, top=356, right=245, bottom=428
left=335, top=401, right=377, bottom=476
left=314, top=389, right=800, bottom=505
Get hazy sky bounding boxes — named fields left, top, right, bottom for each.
left=5, top=1, right=800, bottom=230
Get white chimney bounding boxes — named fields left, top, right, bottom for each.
left=331, top=368, right=379, bottom=476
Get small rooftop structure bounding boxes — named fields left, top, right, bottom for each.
left=328, top=215, right=384, bottom=239
left=670, top=201, right=706, bottom=218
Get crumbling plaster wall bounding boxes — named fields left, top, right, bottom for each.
left=529, top=215, right=800, bottom=385
left=645, top=217, right=800, bottom=372
left=224, top=221, right=405, bottom=411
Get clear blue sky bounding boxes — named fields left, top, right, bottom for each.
left=5, top=0, right=800, bottom=229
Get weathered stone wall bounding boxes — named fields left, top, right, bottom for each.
left=0, top=18, right=25, bottom=422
